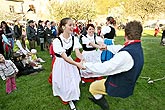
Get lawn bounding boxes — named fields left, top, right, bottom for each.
left=0, top=29, right=164, bottom=110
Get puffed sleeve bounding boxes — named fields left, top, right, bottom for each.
left=73, top=37, right=82, bottom=50
left=81, top=36, right=90, bottom=45
left=53, top=38, right=66, bottom=55
left=96, top=36, right=104, bottom=43
left=101, top=26, right=111, bottom=35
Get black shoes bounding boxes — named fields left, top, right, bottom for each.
left=88, top=96, right=110, bottom=110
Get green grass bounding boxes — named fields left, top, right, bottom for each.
left=0, top=29, right=165, bottom=110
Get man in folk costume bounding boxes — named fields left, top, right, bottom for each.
left=82, top=20, right=144, bottom=110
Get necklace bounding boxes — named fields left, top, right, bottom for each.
left=62, top=33, right=71, bottom=44
left=63, top=38, right=71, bottom=44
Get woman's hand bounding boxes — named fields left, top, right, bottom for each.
left=99, top=44, right=107, bottom=50
left=76, top=62, right=86, bottom=70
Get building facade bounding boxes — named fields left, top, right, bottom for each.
left=0, top=0, right=50, bottom=22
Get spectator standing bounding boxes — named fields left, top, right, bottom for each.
left=1, top=21, right=14, bottom=49
left=51, top=21, right=57, bottom=38
left=26, top=20, right=36, bottom=50
left=0, top=54, right=18, bottom=94
left=13, top=20, right=22, bottom=39
left=37, top=20, right=45, bottom=51
left=1, top=21, right=14, bottom=59
left=45, top=21, right=54, bottom=49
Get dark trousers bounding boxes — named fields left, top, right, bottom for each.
left=28, top=40, right=35, bottom=50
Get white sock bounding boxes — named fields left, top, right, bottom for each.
left=69, top=101, right=76, bottom=110
left=93, top=94, right=103, bottom=100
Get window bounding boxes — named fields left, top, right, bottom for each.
left=9, top=5, right=15, bottom=13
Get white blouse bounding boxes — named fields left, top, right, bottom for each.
left=101, top=24, right=115, bottom=36
left=81, top=34, right=103, bottom=48
left=83, top=45, right=134, bottom=76
left=53, top=34, right=82, bottom=55
left=101, top=26, right=111, bottom=36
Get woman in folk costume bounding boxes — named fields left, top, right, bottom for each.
left=80, top=24, right=104, bottom=84
left=100, top=16, right=116, bottom=62
left=52, top=18, right=84, bottom=110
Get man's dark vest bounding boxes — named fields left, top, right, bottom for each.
left=81, top=34, right=97, bottom=51
left=104, top=26, right=115, bottom=39
left=55, top=36, right=74, bottom=57
left=105, top=42, right=144, bottom=98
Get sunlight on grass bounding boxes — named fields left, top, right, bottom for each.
left=0, top=29, right=164, bottom=110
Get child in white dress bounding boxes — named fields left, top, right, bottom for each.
left=52, top=18, right=84, bottom=110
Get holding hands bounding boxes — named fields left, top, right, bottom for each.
left=76, top=58, right=86, bottom=70
left=99, top=44, right=107, bottom=51
left=76, top=63, right=86, bottom=70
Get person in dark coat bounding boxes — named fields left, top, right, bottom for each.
left=26, top=20, right=36, bottom=50
left=13, top=20, right=23, bottom=39
left=45, top=21, right=54, bottom=49
left=1, top=21, right=14, bottom=49
left=37, top=20, right=45, bottom=51
left=1, top=21, right=14, bottom=59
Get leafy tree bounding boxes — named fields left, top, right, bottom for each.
left=6, top=0, right=23, bottom=1
left=49, top=0, right=96, bottom=21
left=94, top=0, right=128, bottom=15
left=123, top=0, right=165, bottom=23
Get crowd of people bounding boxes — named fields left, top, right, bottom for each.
left=0, top=20, right=46, bottom=76
left=0, top=16, right=163, bottom=110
